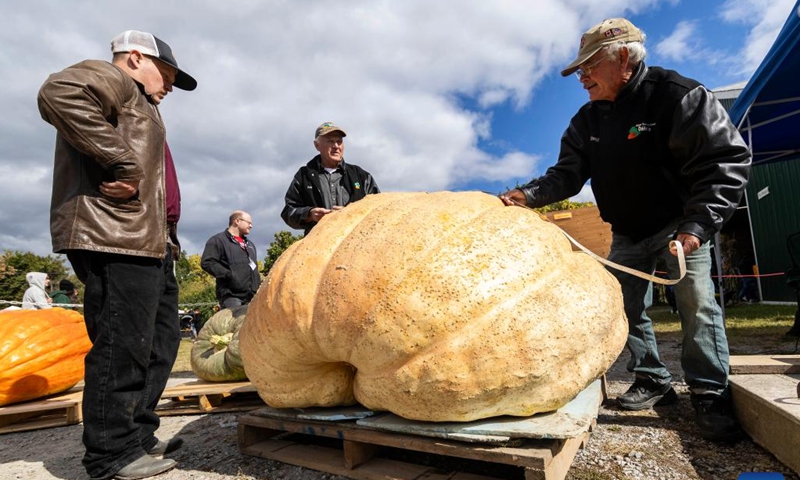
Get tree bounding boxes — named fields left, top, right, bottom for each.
left=175, top=251, right=216, bottom=319
left=262, top=231, right=303, bottom=275
left=0, top=250, right=71, bottom=304
left=532, top=199, right=595, bottom=214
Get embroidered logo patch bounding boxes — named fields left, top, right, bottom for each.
left=627, top=122, right=655, bottom=139
left=354, top=182, right=361, bottom=190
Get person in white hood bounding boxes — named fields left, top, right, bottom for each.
left=22, top=272, right=52, bottom=309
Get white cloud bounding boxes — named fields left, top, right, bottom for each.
left=719, top=0, right=797, bottom=75
left=655, top=20, right=701, bottom=62
left=571, top=184, right=597, bottom=204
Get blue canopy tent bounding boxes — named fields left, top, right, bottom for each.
left=728, top=1, right=800, bottom=306
left=729, top=2, right=800, bottom=164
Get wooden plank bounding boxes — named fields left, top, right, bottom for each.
left=729, top=355, right=800, bottom=374
left=160, top=380, right=256, bottom=397
left=524, top=433, right=587, bottom=480
left=544, top=206, right=611, bottom=259
left=242, top=413, right=552, bottom=469
left=240, top=437, right=507, bottom=480
left=729, top=373, right=800, bottom=475
left=343, top=439, right=379, bottom=469
left=156, top=380, right=264, bottom=415
left=0, top=391, right=83, bottom=434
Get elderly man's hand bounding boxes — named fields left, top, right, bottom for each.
left=498, top=189, right=526, bottom=207
left=100, top=180, right=139, bottom=199
left=308, top=207, right=333, bottom=222
left=672, top=233, right=702, bottom=257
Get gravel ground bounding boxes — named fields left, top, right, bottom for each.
left=2, top=330, right=799, bottom=480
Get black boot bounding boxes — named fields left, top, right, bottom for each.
left=617, top=378, right=678, bottom=410
left=691, top=390, right=743, bottom=442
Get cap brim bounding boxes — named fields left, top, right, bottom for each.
left=151, top=56, right=196, bottom=91
left=317, top=128, right=347, bottom=138
left=173, top=70, right=197, bottom=91
left=560, top=45, right=604, bottom=77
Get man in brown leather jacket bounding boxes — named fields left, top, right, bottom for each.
left=38, top=30, right=196, bottom=480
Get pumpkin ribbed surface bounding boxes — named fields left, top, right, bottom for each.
left=240, top=191, right=627, bottom=422
left=0, top=308, right=91, bottom=406
left=190, top=306, right=248, bottom=382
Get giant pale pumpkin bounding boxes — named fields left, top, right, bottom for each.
left=240, top=191, right=627, bottom=422
left=191, top=305, right=248, bottom=382
left=0, top=308, right=91, bottom=406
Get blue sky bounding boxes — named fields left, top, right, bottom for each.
left=0, top=0, right=796, bottom=258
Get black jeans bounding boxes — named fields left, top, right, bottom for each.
left=68, top=248, right=180, bottom=479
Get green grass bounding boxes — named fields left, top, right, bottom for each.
left=172, top=339, right=195, bottom=373
left=651, top=303, right=799, bottom=354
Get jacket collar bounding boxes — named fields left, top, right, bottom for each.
left=308, top=154, right=346, bottom=172
left=614, top=62, right=647, bottom=104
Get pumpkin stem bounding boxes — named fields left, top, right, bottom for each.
left=209, top=332, right=234, bottom=350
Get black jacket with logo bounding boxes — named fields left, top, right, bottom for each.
left=281, top=156, right=380, bottom=235
left=520, top=64, right=751, bottom=243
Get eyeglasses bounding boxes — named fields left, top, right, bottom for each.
left=237, top=218, right=253, bottom=226
left=575, top=54, right=610, bottom=79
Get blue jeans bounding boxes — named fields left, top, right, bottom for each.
left=607, top=222, right=729, bottom=393
left=68, top=248, right=180, bottom=479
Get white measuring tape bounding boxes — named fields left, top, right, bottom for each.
left=509, top=199, right=686, bottom=285
left=557, top=228, right=686, bottom=286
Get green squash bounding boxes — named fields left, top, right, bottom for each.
left=190, top=305, right=248, bottom=382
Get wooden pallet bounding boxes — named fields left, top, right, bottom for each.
left=0, top=390, right=83, bottom=434
left=156, top=380, right=265, bottom=415
left=238, top=380, right=602, bottom=480
left=0, top=380, right=264, bottom=433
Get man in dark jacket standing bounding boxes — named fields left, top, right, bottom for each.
left=201, top=211, right=261, bottom=308
left=38, top=30, right=196, bottom=479
left=281, top=122, right=380, bottom=235
left=500, top=18, right=750, bottom=442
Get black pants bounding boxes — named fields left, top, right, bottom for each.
left=68, top=248, right=179, bottom=479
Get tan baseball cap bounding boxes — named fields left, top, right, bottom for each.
left=561, top=18, right=644, bottom=77
left=314, top=122, right=347, bottom=139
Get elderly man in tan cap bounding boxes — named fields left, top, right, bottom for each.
left=500, top=18, right=751, bottom=442
left=281, top=122, right=380, bottom=234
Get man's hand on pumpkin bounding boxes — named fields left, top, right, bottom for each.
left=309, top=207, right=332, bottom=222
left=499, top=189, right=526, bottom=207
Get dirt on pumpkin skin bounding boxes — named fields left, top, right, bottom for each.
left=1, top=327, right=799, bottom=480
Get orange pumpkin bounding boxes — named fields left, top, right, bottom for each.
left=0, top=308, right=92, bottom=406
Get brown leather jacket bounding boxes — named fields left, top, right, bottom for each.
left=38, top=60, right=168, bottom=259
